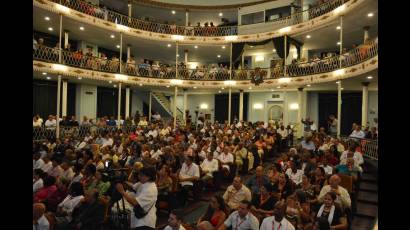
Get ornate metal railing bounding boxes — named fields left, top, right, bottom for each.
left=340, top=136, right=378, bottom=160
left=46, top=0, right=348, bottom=37
left=33, top=41, right=378, bottom=81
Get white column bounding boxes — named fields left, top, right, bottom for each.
left=185, top=10, right=189, bottom=26
left=184, top=50, right=188, bottom=65
left=337, top=81, right=342, bottom=137
left=64, top=30, right=69, bottom=49
left=283, top=88, right=288, bottom=126
left=228, top=88, right=232, bottom=125
left=174, top=86, right=178, bottom=128
left=284, top=35, right=287, bottom=75
left=117, top=82, right=122, bottom=128
left=363, top=26, right=370, bottom=43
left=297, top=87, right=303, bottom=138
left=125, top=87, right=130, bottom=119
left=149, top=92, right=152, bottom=121
left=62, top=80, right=68, bottom=117
left=127, top=45, right=131, bottom=61
left=58, top=13, right=63, bottom=63
left=239, top=90, right=244, bottom=121
left=361, top=82, right=369, bottom=128
left=119, top=33, right=123, bottom=73
left=339, top=16, right=343, bottom=68
left=241, top=55, right=245, bottom=68
left=183, top=89, right=187, bottom=125
left=128, top=1, right=132, bottom=23
left=56, top=75, right=61, bottom=138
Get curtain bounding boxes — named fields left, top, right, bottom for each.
left=97, top=87, right=126, bottom=118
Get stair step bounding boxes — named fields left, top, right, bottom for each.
left=359, top=182, right=378, bottom=192
left=361, top=173, right=377, bottom=183
left=355, top=203, right=378, bottom=219
left=350, top=217, right=376, bottom=230
left=357, top=191, right=378, bottom=205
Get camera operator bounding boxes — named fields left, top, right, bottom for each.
left=115, top=166, right=158, bottom=230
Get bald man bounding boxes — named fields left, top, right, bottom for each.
left=318, top=174, right=351, bottom=210
left=33, top=203, right=50, bottom=230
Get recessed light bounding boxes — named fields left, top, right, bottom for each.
left=46, top=76, right=51, bottom=80
left=48, top=27, right=53, bottom=31
left=172, top=10, right=176, bottom=14
left=193, top=86, right=197, bottom=89
left=271, top=89, right=274, bottom=91
left=110, top=34, right=115, bottom=38
left=194, top=45, right=198, bottom=49
left=177, top=54, right=180, bottom=57
left=44, top=16, right=50, bottom=21
left=109, top=80, right=112, bottom=83
left=167, top=44, right=171, bottom=47
left=139, top=83, right=143, bottom=86
left=336, top=81, right=340, bottom=84
left=336, top=26, right=341, bottom=30
left=116, top=45, right=120, bottom=48
left=221, top=87, right=224, bottom=90
left=248, top=87, right=252, bottom=90
left=367, top=76, right=373, bottom=79
left=250, top=46, right=254, bottom=48
left=337, top=42, right=341, bottom=45
left=341, top=88, right=344, bottom=90
left=78, top=77, right=82, bottom=80
left=79, top=26, right=84, bottom=31
left=42, top=72, right=47, bottom=75
left=367, top=13, right=374, bottom=17
left=277, top=86, right=281, bottom=89
left=307, top=84, right=311, bottom=87
left=166, top=85, right=170, bottom=88
left=222, top=46, right=226, bottom=49
left=113, top=84, right=117, bottom=88
left=273, top=49, right=276, bottom=52
left=306, top=35, right=311, bottom=39
left=219, top=12, right=223, bottom=17
left=218, top=90, right=221, bottom=93
left=217, top=55, right=221, bottom=58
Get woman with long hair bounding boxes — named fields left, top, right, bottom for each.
left=314, top=192, right=347, bottom=230
left=197, top=195, right=228, bottom=230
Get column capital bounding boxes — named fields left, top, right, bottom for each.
left=184, top=49, right=189, bottom=53
left=239, top=89, right=244, bottom=93
left=297, top=87, right=304, bottom=91
left=363, top=26, right=370, bottom=31
left=362, top=82, right=370, bottom=87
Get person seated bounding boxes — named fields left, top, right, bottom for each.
left=335, top=158, right=361, bottom=181
left=285, top=161, right=304, bottom=187
left=245, top=166, right=269, bottom=199
left=165, top=209, right=187, bottom=230
left=217, top=200, right=259, bottom=230
left=339, top=146, right=364, bottom=170
left=46, top=178, right=70, bottom=212
left=197, top=196, right=228, bottom=230
left=33, top=203, right=50, bottom=230
left=217, top=147, right=234, bottom=178
left=233, top=142, right=253, bottom=174
left=349, top=125, right=365, bottom=139
left=55, top=182, right=85, bottom=226
left=314, top=192, right=348, bottom=230
left=48, top=157, right=63, bottom=179
left=200, top=152, right=219, bottom=185
left=271, top=173, right=294, bottom=201
left=34, top=176, right=57, bottom=203
left=67, top=189, right=105, bottom=230
left=178, top=156, right=200, bottom=206
left=223, top=176, right=252, bottom=211
left=300, top=136, right=315, bottom=151
left=250, top=183, right=277, bottom=221
left=80, top=164, right=97, bottom=191
left=34, top=169, right=46, bottom=193
left=318, top=175, right=351, bottom=211
left=260, top=201, right=295, bottom=230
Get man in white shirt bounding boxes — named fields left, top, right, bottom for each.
left=147, top=126, right=159, bottom=138
left=260, top=201, right=295, bottom=230
left=350, top=126, right=365, bottom=139
left=33, top=152, right=45, bottom=170
left=340, top=146, right=364, bottom=168
left=45, top=115, right=56, bottom=129
left=33, top=203, right=50, bottom=230
left=164, top=210, right=186, bottom=230
left=217, top=147, right=234, bottom=175
left=223, top=176, right=252, bottom=211
left=285, top=161, right=304, bottom=186
left=318, top=174, right=351, bottom=210
left=55, top=182, right=85, bottom=225
left=138, top=116, right=148, bottom=127
left=60, top=161, right=75, bottom=182
left=219, top=200, right=259, bottom=230
left=40, top=157, right=53, bottom=173
left=179, top=156, right=200, bottom=206
left=48, top=158, right=63, bottom=178
left=200, top=152, right=219, bottom=181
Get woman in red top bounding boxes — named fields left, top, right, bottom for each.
left=33, top=176, right=57, bottom=203
left=197, top=195, right=228, bottom=230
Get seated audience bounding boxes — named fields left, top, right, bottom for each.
left=223, top=176, right=252, bottom=211
left=218, top=200, right=259, bottom=230
left=197, top=196, right=228, bottom=230
left=260, top=201, right=295, bottom=230
left=33, top=203, right=50, bottom=230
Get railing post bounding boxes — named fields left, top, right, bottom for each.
left=117, top=82, right=122, bottom=128
left=337, top=81, right=342, bottom=137
left=149, top=91, right=152, bottom=122
left=56, top=75, right=61, bottom=139
left=120, top=32, right=123, bottom=73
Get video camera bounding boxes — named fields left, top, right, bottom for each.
left=100, top=161, right=129, bottom=203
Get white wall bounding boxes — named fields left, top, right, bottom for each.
left=247, top=91, right=298, bottom=124
left=368, top=90, right=378, bottom=128
left=178, top=94, right=215, bottom=123
left=131, top=90, right=146, bottom=117
left=75, top=84, right=97, bottom=121
left=306, top=92, right=319, bottom=124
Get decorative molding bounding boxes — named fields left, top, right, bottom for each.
left=133, top=0, right=275, bottom=10
left=34, top=0, right=366, bottom=44
left=33, top=55, right=378, bottom=89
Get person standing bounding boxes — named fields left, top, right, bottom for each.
left=328, top=115, right=338, bottom=136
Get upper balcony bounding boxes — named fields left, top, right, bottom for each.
left=34, top=0, right=373, bottom=44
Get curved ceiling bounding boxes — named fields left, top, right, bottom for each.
left=133, top=0, right=274, bottom=9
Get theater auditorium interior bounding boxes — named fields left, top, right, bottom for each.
left=33, top=0, right=378, bottom=229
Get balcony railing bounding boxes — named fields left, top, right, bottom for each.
left=33, top=41, right=378, bottom=81
left=46, top=0, right=348, bottom=37
left=340, top=136, right=378, bottom=160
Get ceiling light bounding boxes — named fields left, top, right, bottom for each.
left=337, top=42, right=341, bottom=45
left=42, top=72, right=47, bottom=75
left=289, top=103, right=299, bottom=110
left=248, top=87, right=252, bottom=90
left=139, top=83, right=143, bottom=86
left=221, top=87, right=225, bottom=90
left=110, top=34, right=115, bottom=38
left=177, top=54, right=180, bottom=57
left=253, top=103, right=263, bottom=109
left=219, top=12, right=223, bottom=17
left=46, top=76, right=51, bottom=80
left=367, top=76, right=373, bottom=79
left=218, top=90, right=222, bottom=93
left=172, top=10, right=176, bottom=14
left=367, top=13, right=374, bottom=17
left=166, top=85, right=170, bottom=88
left=255, top=55, right=264, bottom=62
left=217, top=55, right=221, bottom=58
left=79, top=26, right=84, bottom=31
left=44, top=16, right=50, bottom=21
left=250, top=46, right=254, bottom=48
left=194, top=45, right=198, bottom=49
left=200, top=103, right=209, bottom=109
left=336, top=81, right=340, bottom=84
left=222, top=46, right=226, bottom=49
left=113, top=84, right=117, bottom=88
left=336, top=26, right=341, bottom=30
left=271, top=89, right=274, bottom=91
left=341, top=88, right=344, bottom=90
left=306, top=35, right=311, bottom=39
left=277, top=86, right=281, bottom=89
left=78, top=77, right=82, bottom=80
left=167, top=44, right=172, bottom=47
left=193, top=86, right=197, bottom=89
left=273, top=49, right=276, bottom=52
left=48, top=27, right=53, bottom=31
left=116, top=45, right=120, bottom=48
left=109, top=80, right=112, bottom=83
left=307, top=84, right=311, bottom=87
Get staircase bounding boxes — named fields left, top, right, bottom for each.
left=351, top=159, right=378, bottom=229
left=151, top=92, right=184, bottom=125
